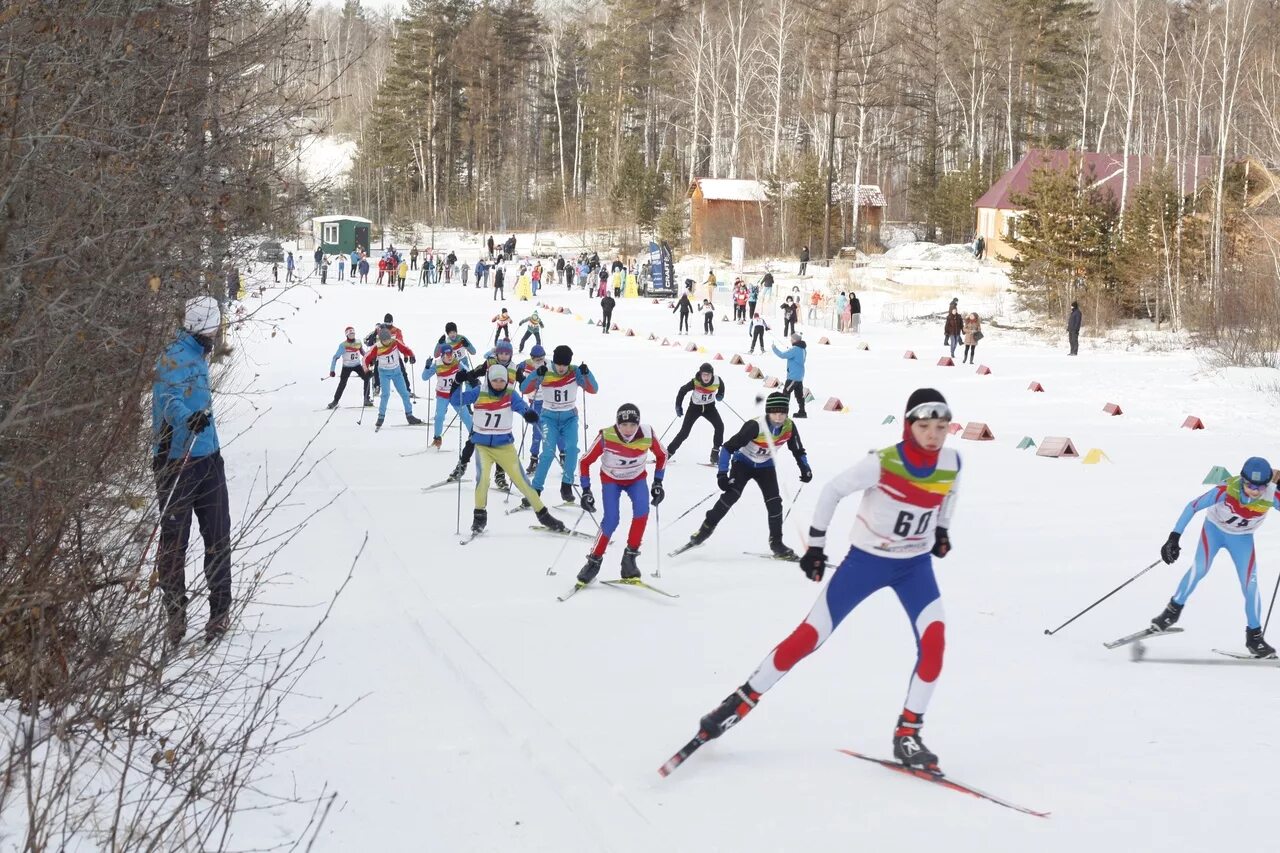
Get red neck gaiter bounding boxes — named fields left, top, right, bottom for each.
left=901, top=423, right=940, bottom=470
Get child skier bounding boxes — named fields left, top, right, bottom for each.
left=517, top=311, right=545, bottom=352
left=575, top=403, right=668, bottom=586
left=674, top=293, right=692, bottom=334
left=748, top=313, right=769, bottom=354
left=667, top=363, right=726, bottom=464
left=683, top=391, right=811, bottom=558
left=1150, top=456, right=1280, bottom=658
left=521, top=345, right=599, bottom=505
left=327, top=325, right=372, bottom=408
left=450, top=364, right=567, bottom=536
left=437, top=322, right=478, bottom=370
left=363, top=326, right=423, bottom=430
left=667, top=388, right=960, bottom=776
left=516, top=344, right=549, bottom=475
left=701, top=299, right=715, bottom=334
left=422, top=343, right=473, bottom=448
left=492, top=308, right=512, bottom=344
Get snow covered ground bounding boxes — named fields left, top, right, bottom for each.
left=219, top=260, right=1280, bottom=851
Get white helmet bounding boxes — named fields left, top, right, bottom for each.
left=183, top=295, right=221, bottom=336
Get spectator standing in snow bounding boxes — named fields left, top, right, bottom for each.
left=798, top=245, right=809, bottom=276
left=410, top=245, right=419, bottom=270
left=961, top=312, right=982, bottom=364
left=1068, top=301, right=1082, bottom=355
left=272, top=261, right=279, bottom=283
left=461, top=262, right=470, bottom=286
left=850, top=292, right=862, bottom=333
left=600, top=293, right=616, bottom=333
left=781, top=296, right=799, bottom=337
left=286, top=252, right=295, bottom=283
left=674, top=292, right=692, bottom=334
left=313, top=246, right=323, bottom=276
left=319, top=257, right=328, bottom=285
left=834, top=292, right=848, bottom=330
left=772, top=332, right=809, bottom=417
left=943, top=305, right=963, bottom=359
left=358, top=256, right=369, bottom=284
left=840, top=292, right=853, bottom=333
left=337, top=255, right=345, bottom=281
left=493, top=264, right=506, bottom=300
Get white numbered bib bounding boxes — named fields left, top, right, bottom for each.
left=378, top=351, right=401, bottom=371
left=474, top=405, right=514, bottom=436
left=691, top=388, right=716, bottom=405
left=436, top=374, right=456, bottom=397
left=542, top=381, right=579, bottom=412
left=342, top=349, right=362, bottom=367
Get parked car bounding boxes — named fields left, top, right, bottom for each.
left=256, top=240, right=285, bottom=262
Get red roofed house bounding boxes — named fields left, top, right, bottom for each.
left=974, top=149, right=1214, bottom=261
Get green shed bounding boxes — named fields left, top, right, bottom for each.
left=311, top=215, right=372, bottom=256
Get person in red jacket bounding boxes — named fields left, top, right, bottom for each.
left=363, top=325, right=422, bottom=430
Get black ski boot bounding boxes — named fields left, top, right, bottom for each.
left=1246, top=627, right=1277, bottom=659
left=535, top=507, right=567, bottom=532
left=892, top=711, right=940, bottom=772
left=709, top=448, right=719, bottom=464
left=375, top=417, right=384, bottom=431
left=406, top=413, right=424, bottom=425
left=447, top=459, right=468, bottom=482
left=698, top=683, right=761, bottom=740
left=526, top=454, right=539, bottom=476
left=561, top=481, right=576, bottom=503
left=495, top=468, right=509, bottom=490
left=363, top=397, right=374, bottom=407
left=577, top=554, right=603, bottom=585
left=326, top=400, right=339, bottom=410
left=688, top=523, right=715, bottom=546
left=471, top=508, right=488, bottom=535
left=620, top=547, right=641, bottom=579
left=519, top=489, right=542, bottom=510
left=1151, top=598, right=1183, bottom=632
left=769, top=539, right=797, bottom=559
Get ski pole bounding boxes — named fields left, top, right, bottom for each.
left=659, top=414, right=679, bottom=442
left=1043, top=560, right=1162, bottom=636
left=1265, top=573, right=1280, bottom=634
left=547, top=509, right=591, bottom=576
left=782, top=483, right=806, bottom=523
left=507, top=421, right=528, bottom=505
left=455, top=416, right=463, bottom=535
left=652, top=503, right=662, bottom=578
left=721, top=401, right=748, bottom=423
left=661, top=491, right=716, bottom=531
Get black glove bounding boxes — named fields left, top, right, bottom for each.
left=329, top=370, right=335, bottom=378
left=409, top=356, right=416, bottom=364
left=467, top=375, right=481, bottom=388
left=1161, top=531, right=1181, bottom=564
left=800, top=546, right=827, bottom=582
left=536, top=364, right=547, bottom=376
left=186, top=410, right=211, bottom=434
left=651, top=481, right=665, bottom=506
left=580, top=490, right=597, bottom=514
left=799, top=462, right=813, bottom=483
left=578, top=362, right=589, bottom=376
left=717, top=470, right=733, bottom=492
left=523, top=410, right=539, bottom=423
left=676, top=404, right=684, bottom=417
left=931, top=526, right=951, bottom=558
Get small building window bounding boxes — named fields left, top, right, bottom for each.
left=323, top=223, right=339, bottom=245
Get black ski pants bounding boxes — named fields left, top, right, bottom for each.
left=703, top=314, right=714, bottom=333
left=334, top=365, right=370, bottom=404
left=155, top=452, right=233, bottom=620
left=703, top=460, right=783, bottom=542
left=602, top=309, right=613, bottom=332
left=666, top=404, right=724, bottom=456
left=783, top=379, right=807, bottom=415
left=750, top=327, right=765, bottom=351
left=677, top=312, right=690, bottom=333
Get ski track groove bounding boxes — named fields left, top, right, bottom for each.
left=323, top=456, right=660, bottom=852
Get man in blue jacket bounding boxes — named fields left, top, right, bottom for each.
left=772, top=332, right=809, bottom=418
left=152, top=295, right=233, bottom=647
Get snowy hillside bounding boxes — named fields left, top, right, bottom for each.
left=220, top=253, right=1279, bottom=851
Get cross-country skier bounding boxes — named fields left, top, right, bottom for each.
left=492, top=308, right=512, bottom=344
left=772, top=333, right=809, bottom=418
left=516, top=344, right=549, bottom=475
left=363, top=326, right=423, bottom=430
left=521, top=345, right=599, bottom=505
left=748, top=313, right=769, bottom=354
left=517, top=311, right=545, bottom=352
left=674, top=292, right=692, bottom=334
left=575, top=403, right=668, bottom=586
left=683, top=390, right=811, bottom=558
left=437, top=322, right=478, bottom=370
left=422, top=343, right=473, bottom=448
left=675, top=388, right=960, bottom=775
left=666, top=362, right=726, bottom=464
left=1150, top=456, right=1280, bottom=658
left=450, top=364, right=567, bottom=536
left=327, top=325, right=372, bottom=408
